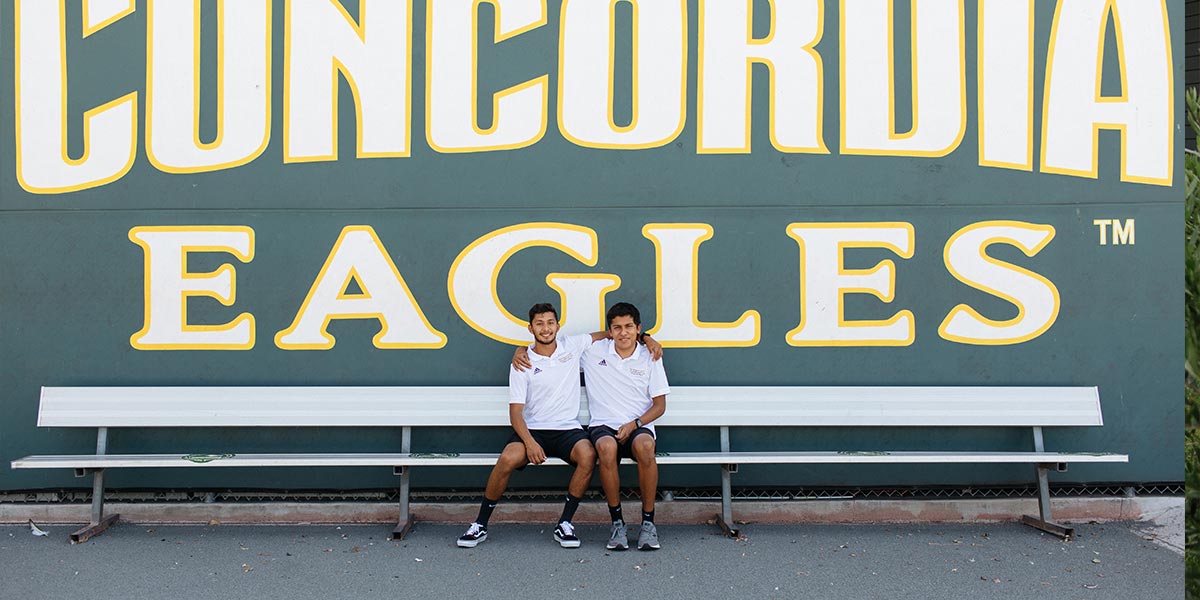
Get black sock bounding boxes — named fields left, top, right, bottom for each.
left=608, top=503, right=623, bottom=523
left=642, top=510, right=654, bottom=524
left=475, top=497, right=499, bottom=527
left=559, top=494, right=581, bottom=524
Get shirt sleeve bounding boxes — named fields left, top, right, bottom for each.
left=567, top=333, right=593, bottom=355
left=508, top=365, right=528, bottom=405
left=648, top=356, right=670, bottom=398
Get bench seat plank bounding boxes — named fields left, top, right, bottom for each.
left=36, top=386, right=1104, bottom=428
left=12, top=450, right=1127, bottom=470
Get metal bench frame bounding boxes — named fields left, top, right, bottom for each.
left=12, top=386, right=1127, bottom=542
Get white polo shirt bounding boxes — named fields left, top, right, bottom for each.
left=581, top=339, right=669, bottom=435
left=508, top=333, right=591, bottom=430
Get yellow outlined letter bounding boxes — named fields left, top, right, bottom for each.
left=939, top=221, right=1060, bottom=345
left=14, top=0, right=137, bottom=194
left=1040, top=0, right=1172, bottom=185
left=448, top=223, right=619, bottom=344
left=145, top=0, right=272, bottom=174
left=642, top=224, right=760, bottom=347
left=558, top=0, right=687, bottom=149
left=84, top=0, right=135, bottom=38
left=786, top=223, right=915, bottom=346
left=697, top=0, right=826, bottom=154
left=129, top=226, right=256, bottom=350
left=840, top=0, right=966, bottom=157
left=427, top=0, right=548, bottom=152
left=978, top=0, right=1035, bottom=170
left=275, top=226, right=447, bottom=350
left=285, top=0, right=412, bottom=162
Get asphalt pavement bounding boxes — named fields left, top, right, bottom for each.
left=0, top=518, right=1182, bottom=600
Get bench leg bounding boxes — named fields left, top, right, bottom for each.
left=71, top=468, right=119, bottom=544
left=392, top=466, right=414, bottom=540
left=1021, top=464, right=1073, bottom=539
left=714, top=465, right=739, bottom=538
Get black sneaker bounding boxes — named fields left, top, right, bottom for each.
left=457, top=522, right=487, bottom=548
left=553, top=521, right=581, bottom=548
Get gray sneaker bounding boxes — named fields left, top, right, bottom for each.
left=637, top=521, right=660, bottom=551
left=606, top=519, right=628, bottom=551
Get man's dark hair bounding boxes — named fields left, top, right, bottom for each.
left=528, top=303, right=559, bottom=322
left=605, top=302, right=641, bottom=328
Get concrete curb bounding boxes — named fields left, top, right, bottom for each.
left=0, top=496, right=1180, bottom=527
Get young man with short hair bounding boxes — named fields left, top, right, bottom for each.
left=457, top=303, right=600, bottom=549
left=583, top=302, right=669, bottom=551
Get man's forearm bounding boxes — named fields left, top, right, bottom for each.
left=634, top=396, right=667, bottom=426
left=509, top=406, right=535, bottom=443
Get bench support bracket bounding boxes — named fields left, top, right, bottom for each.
left=72, top=428, right=119, bottom=543
left=1022, top=428, right=1073, bottom=539
left=714, top=426, right=739, bottom=538
left=393, top=426, right=414, bottom=540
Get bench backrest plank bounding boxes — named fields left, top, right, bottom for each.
left=37, top=386, right=1103, bottom=428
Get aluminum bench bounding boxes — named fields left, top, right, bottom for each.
left=12, top=385, right=1125, bottom=542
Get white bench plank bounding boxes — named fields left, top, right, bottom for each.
left=36, top=386, right=1104, bottom=428
left=11, top=451, right=1127, bottom=470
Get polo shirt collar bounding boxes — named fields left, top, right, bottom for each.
left=529, top=339, right=568, bottom=361
left=607, top=340, right=643, bottom=361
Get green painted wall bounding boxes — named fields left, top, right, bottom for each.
left=0, top=0, right=1183, bottom=491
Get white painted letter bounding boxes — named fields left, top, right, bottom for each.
left=15, top=0, right=137, bottom=194
left=697, top=0, right=826, bottom=153
left=146, top=0, right=271, bottom=173
left=841, top=0, right=965, bottom=157
left=786, top=223, right=915, bottom=346
left=641, top=224, right=760, bottom=346
left=939, top=221, right=1059, bottom=345
left=1041, top=0, right=1172, bottom=185
left=448, top=223, right=620, bottom=344
left=978, top=0, right=1034, bottom=170
left=558, top=0, right=687, bottom=149
left=427, top=0, right=548, bottom=152
left=275, top=227, right=446, bottom=350
left=129, top=226, right=255, bottom=350
left=285, top=0, right=412, bottom=162
left=545, top=274, right=623, bottom=335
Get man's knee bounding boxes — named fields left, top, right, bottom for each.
left=594, top=437, right=618, bottom=464
left=497, top=443, right=526, bottom=470
left=632, top=435, right=656, bottom=464
left=572, top=440, right=597, bottom=469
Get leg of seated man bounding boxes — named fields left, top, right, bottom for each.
left=566, top=439, right=596, bottom=499
left=630, top=432, right=660, bottom=551
left=458, top=442, right=527, bottom=547
left=485, top=441, right=529, bottom=501
left=591, top=431, right=628, bottom=550
left=553, top=438, right=596, bottom=549
left=593, top=435, right=621, bottom=515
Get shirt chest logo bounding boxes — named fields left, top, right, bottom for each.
left=628, top=367, right=647, bottom=377
left=557, top=352, right=574, bottom=364
left=598, top=359, right=608, bottom=366
left=533, top=367, right=543, bottom=375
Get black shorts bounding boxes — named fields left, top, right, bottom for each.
left=587, top=425, right=655, bottom=460
left=505, top=428, right=590, bottom=466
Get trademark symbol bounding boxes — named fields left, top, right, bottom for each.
left=1092, top=219, right=1134, bottom=245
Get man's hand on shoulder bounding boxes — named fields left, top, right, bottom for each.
left=512, top=345, right=532, bottom=371
left=642, top=334, right=663, bottom=361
